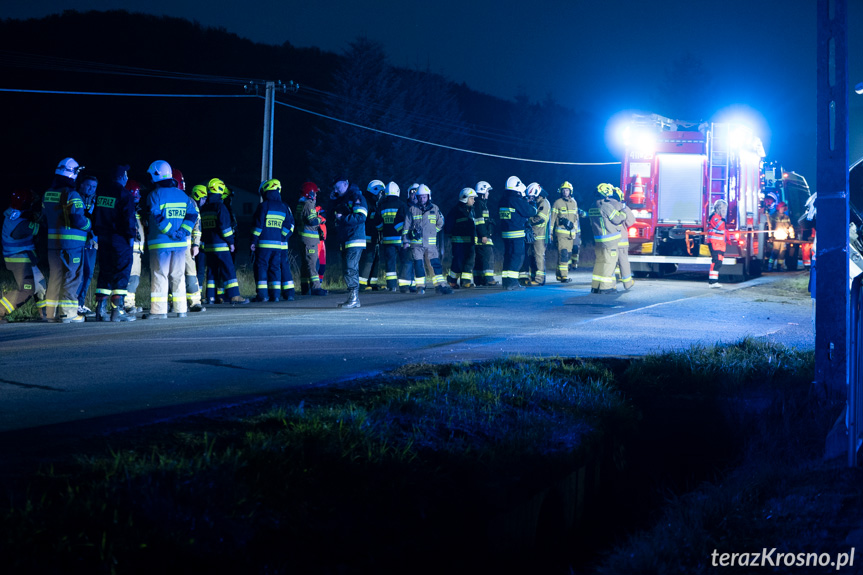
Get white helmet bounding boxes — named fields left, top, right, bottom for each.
left=803, top=193, right=817, bottom=221
left=506, top=176, right=526, bottom=195
left=526, top=182, right=543, bottom=198
left=367, top=179, right=386, bottom=196
left=416, top=184, right=431, bottom=199
left=55, top=157, right=82, bottom=180
left=148, top=160, right=173, bottom=183
left=459, top=188, right=477, bottom=203
left=476, top=181, right=492, bottom=196
left=386, top=181, right=400, bottom=197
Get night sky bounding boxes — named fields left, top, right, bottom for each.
left=7, top=0, right=863, bottom=183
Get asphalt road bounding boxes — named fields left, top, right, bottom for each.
left=0, top=269, right=813, bottom=434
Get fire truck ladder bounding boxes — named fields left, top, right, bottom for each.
left=709, top=123, right=730, bottom=204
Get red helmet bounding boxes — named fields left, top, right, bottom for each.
left=9, top=189, right=36, bottom=211
left=125, top=179, right=142, bottom=203
left=777, top=201, right=787, bottom=210
left=301, top=181, right=319, bottom=200
left=173, top=168, right=185, bottom=191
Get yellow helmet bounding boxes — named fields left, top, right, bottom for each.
left=259, top=179, right=281, bottom=196
left=597, top=183, right=615, bottom=197
left=191, top=184, right=208, bottom=201
left=559, top=181, right=573, bottom=191
left=614, top=187, right=624, bottom=201
left=207, top=178, right=226, bottom=197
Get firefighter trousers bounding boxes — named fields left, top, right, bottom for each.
left=341, top=246, right=363, bottom=291
left=413, top=255, right=445, bottom=287
left=616, top=241, right=634, bottom=289
left=473, top=242, right=495, bottom=285
left=255, top=247, right=282, bottom=300
left=520, top=239, right=546, bottom=283
left=95, top=234, right=133, bottom=300
left=300, top=241, right=322, bottom=292
left=151, top=249, right=187, bottom=314
left=43, top=248, right=84, bottom=320
left=591, top=244, right=618, bottom=291
left=449, top=242, right=475, bottom=285
left=0, top=254, right=36, bottom=318
left=382, top=244, right=410, bottom=290
left=358, top=242, right=380, bottom=288
left=185, top=246, right=201, bottom=306
left=502, top=238, right=525, bottom=288
left=279, top=247, right=295, bottom=296
left=556, top=236, right=574, bottom=279
left=76, top=244, right=97, bottom=308
left=205, top=250, right=240, bottom=302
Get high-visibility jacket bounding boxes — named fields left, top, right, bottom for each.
left=376, top=194, right=409, bottom=245
left=200, top=193, right=236, bottom=253
left=474, top=196, right=494, bottom=245
left=43, top=184, right=91, bottom=250
left=528, top=196, right=551, bottom=241
left=146, top=184, right=199, bottom=251
left=2, top=208, right=38, bottom=263
left=297, top=197, right=322, bottom=247
left=550, top=197, right=580, bottom=240
left=498, top=190, right=536, bottom=240
left=408, top=202, right=444, bottom=249
left=706, top=212, right=727, bottom=251
left=589, top=197, right=626, bottom=246
left=445, top=202, right=476, bottom=244
left=332, top=185, right=368, bottom=249
left=92, top=180, right=137, bottom=240
left=252, top=189, right=293, bottom=250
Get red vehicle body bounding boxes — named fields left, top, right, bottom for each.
left=620, top=113, right=766, bottom=280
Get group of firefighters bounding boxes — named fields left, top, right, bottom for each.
left=0, top=157, right=808, bottom=323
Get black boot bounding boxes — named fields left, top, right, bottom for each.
left=338, top=289, right=361, bottom=309
left=95, top=296, right=110, bottom=322
left=111, top=296, right=136, bottom=322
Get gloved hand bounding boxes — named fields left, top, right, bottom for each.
left=250, top=243, right=256, bottom=252
left=229, top=244, right=235, bottom=253
left=170, top=229, right=187, bottom=241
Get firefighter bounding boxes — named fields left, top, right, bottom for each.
left=549, top=181, right=580, bottom=283
left=249, top=179, right=292, bottom=302
left=613, top=186, right=636, bottom=291
left=707, top=199, right=729, bottom=288
left=331, top=175, right=368, bottom=308
left=75, top=174, right=98, bottom=315
left=124, top=180, right=146, bottom=314
left=91, top=164, right=137, bottom=322
left=473, top=181, right=497, bottom=286
left=41, top=157, right=90, bottom=323
left=297, top=182, right=328, bottom=296
left=143, top=161, right=202, bottom=318
left=359, top=180, right=384, bottom=291
left=408, top=184, right=452, bottom=295
left=171, top=169, right=205, bottom=312
left=200, top=178, right=249, bottom=307
left=403, top=183, right=421, bottom=292
left=498, top=176, right=536, bottom=291
left=376, top=181, right=410, bottom=292
left=0, top=190, right=41, bottom=322
left=520, top=182, right=550, bottom=286
left=769, top=201, right=795, bottom=271
left=589, top=183, right=626, bottom=294
left=191, top=184, right=208, bottom=294
left=445, top=187, right=478, bottom=288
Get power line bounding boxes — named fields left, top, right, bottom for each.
left=272, top=98, right=620, bottom=166
left=0, top=87, right=256, bottom=98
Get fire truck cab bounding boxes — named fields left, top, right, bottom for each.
left=620, top=113, right=766, bottom=280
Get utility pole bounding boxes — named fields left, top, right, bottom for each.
left=244, top=80, right=299, bottom=185
left=816, top=0, right=850, bottom=459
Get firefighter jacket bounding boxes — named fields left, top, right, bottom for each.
left=332, top=184, right=368, bottom=249
left=498, top=190, right=536, bottom=240
left=252, top=189, right=294, bottom=250
left=2, top=208, right=38, bottom=263
left=770, top=212, right=795, bottom=239
left=445, top=202, right=476, bottom=244
left=363, top=192, right=381, bottom=246
left=376, top=194, right=409, bottom=246
left=201, top=193, right=236, bottom=253
left=43, top=182, right=91, bottom=250
left=610, top=198, right=636, bottom=247
left=589, top=197, right=626, bottom=246
left=92, top=180, right=137, bottom=241
left=408, top=201, right=444, bottom=249
left=146, top=184, right=199, bottom=251
left=550, top=197, right=580, bottom=240
left=297, top=197, right=322, bottom=247
left=707, top=212, right=727, bottom=251
left=528, top=195, right=551, bottom=242
left=474, top=196, right=494, bottom=245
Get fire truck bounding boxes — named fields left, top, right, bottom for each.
left=619, top=113, right=766, bottom=280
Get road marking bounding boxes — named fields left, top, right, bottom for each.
left=578, top=292, right=712, bottom=324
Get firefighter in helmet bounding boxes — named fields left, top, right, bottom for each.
left=472, top=181, right=497, bottom=286
left=251, top=179, right=293, bottom=302
left=1, top=189, right=42, bottom=322
left=520, top=182, right=551, bottom=286
left=589, top=183, right=626, bottom=294
left=376, top=181, right=410, bottom=292
left=707, top=199, right=729, bottom=287
left=359, top=180, right=385, bottom=291
left=549, top=181, right=580, bottom=283
left=498, top=176, right=537, bottom=290
left=407, top=184, right=452, bottom=295
left=612, top=186, right=636, bottom=290
left=769, top=201, right=795, bottom=271
left=445, top=187, right=478, bottom=288
left=200, top=177, right=249, bottom=308
left=297, top=181, right=328, bottom=296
